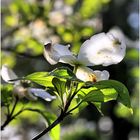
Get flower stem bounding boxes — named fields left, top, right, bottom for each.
left=32, top=114, right=64, bottom=140
left=32, top=66, right=79, bottom=140
left=32, top=107, right=71, bottom=140
left=1, top=97, right=18, bottom=130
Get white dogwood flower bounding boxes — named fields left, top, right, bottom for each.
left=1, top=65, right=19, bottom=84
left=75, top=66, right=109, bottom=82
left=44, top=32, right=126, bottom=82
left=1, top=65, right=55, bottom=101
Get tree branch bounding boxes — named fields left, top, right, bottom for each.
left=32, top=82, right=80, bottom=140
left=1, top=97, right=18, bottom=130
left=32, top=113, right=64, bottom=140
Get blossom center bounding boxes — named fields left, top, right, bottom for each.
left=89, top=74, right=97, bottom=82
left=113, top=39, right=121, bottom=45
left=44, top=43, right=52, bottom=51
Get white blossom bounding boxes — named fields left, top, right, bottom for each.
left=1, top=65, right=18, bottom=83
left=44, top=31, right=126, bottom=82
left=76, top=66, right=109, bottom=82
left=78, top=32, right=126, bottom=66
left=1, top=65, right=55, bottom=101
left=44, top=42, right=73, bottom=65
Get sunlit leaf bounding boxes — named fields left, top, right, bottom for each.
left=68, top=98, right=80, bottom=115
left=25, top=72, right=54, bottom=87
left=79, top=88, right=118, bottom=102
left=27, top=77, right=54, bottom=87
left=49, top=118, right=60, bottom=140
left=50, top=67, right=75, bottom=79
left=43, top=113, right=60, bottom=140
left=78, top=80, right=132, bottom=113
left=94, top=80, right=131, bottom=108
left=25, top=72, right=48, bottom=79
left=115, top=103, right=133, bottom=117
left=25, top=67, right=75, bottom=88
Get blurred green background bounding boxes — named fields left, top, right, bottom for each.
left=1, top=0, right=139, bottom=140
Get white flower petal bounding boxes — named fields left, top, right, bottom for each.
left=92, top=70, right=109, bottom=82
left=1, top=65, right=18, bottom=83
left=29, top=88, right=56, bottom=101
left=78, top=32, right=126, bottom=66
left=76, top=66, right=96, bottom=82
left=108, top=27, right=125, bottom=41
left=59, top=55, right=78, bottom=66
left=76, top=66, right=109, bottom=82
left=43, top=42, right=73, bottom=65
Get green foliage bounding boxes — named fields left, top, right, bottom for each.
left=47, top=114, right=60, bottom=140
left=25, top=69, right=132, bottom=115
left=79, top=88, right=117, bottom=102
left=1, top=84, right=14, bottom=106
left=95, top=80, right=131, bottom=108
left=77, top=80, right=132, bottom=114
left=21, top=104, right=61, bottom=140
left=50, top=67, right=75, bottom=79
left=52, top=78, right=66, bottom=101
left=25, top=72, right=54, bottom=87
left=25, top=67, right=75, bottom=88
left=115, top=103, right=133, bottom=118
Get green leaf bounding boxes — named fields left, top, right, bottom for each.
left=1, top=84, right=14, bottom=106
left=25, top=72, right=48, bottom=79
left=25, top=72, right=54, bottom=87
left=78, top=80, right=132, bottom=113
left=49, top=124, right=60, bottom=140
left=43, top=112, right=60, bottom=140
left=24, top=67, right=75, bottom=88
left=79, top=88, right=118, bottom=102
left=16, top=102, right=60, bottom=140
left=50, top=67, right=75, bottom=79
left=94, top=80, right=131, bottom=108
left=115, top=103, right=133, bottom=117
left=68, top=98, right=80, bottom=115
left=52, top=78, right=66, bottom=99
left=91, top=102, right=104, bottom=116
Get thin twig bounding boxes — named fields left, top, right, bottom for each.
left=32, top=85, right=79, bottom=140
left=1, top=97, right=18, bottom=130
left=10, top=97, right=18, bottom=116
left=32, top=114, right=63, bottom=140
left=67, top=101, right=83, bottom=114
